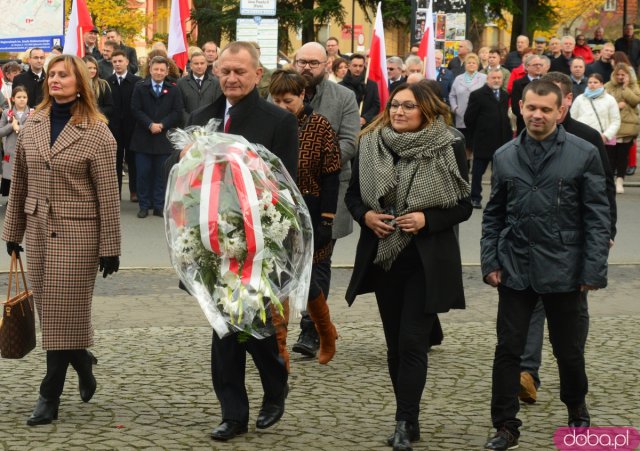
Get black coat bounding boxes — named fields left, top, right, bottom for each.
left=388, top=77, right=407, bottom=94
left=481, top=126, right=610, bottom=293
left=98, top=59, right=114, bottom=80
left=96, top=84, right=114, bottom=120
left=562, top=112, right=617, bottom=240
left=614, top=37, right=640, bottom=67
left=165, top=88, right=298, bottom=180
left=436, top=66, right=455, bottom=104
left=129, top=78, right=184, bottom=155
left=511, top=75, right=533, bottom=134
left=464, top=84, right=512, bottom=159
left=12, top=69, right=44, bottom=108
left=550, top=54, right=572, bottom=75
left=345, top=128, right=472, bottom=313
left=586, top=60, right=614, bottom=83
left=84, top=45, right=102, bottom=61
left=176, top=73, right=223, bottom=124
left=447, top=56, right=465, bottom=77
left=504, top=51, right=523, bottom=71
left=107, top=72, right=142, bottom=145
left=340, top=74, right=381, bottom=126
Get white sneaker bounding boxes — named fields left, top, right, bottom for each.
left=616, top=177, right=624, bottom=194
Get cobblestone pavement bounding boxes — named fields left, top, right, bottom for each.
left=0, top=266, right=638, bottom=450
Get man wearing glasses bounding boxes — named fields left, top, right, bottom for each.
left=13, top=48, right=46, bottom=108
left=511, top=55, right=545, bottom=134
left=288, top=42, right=360, bottom=360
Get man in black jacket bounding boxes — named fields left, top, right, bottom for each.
left=12, top=48, right=45, bottom=108
left=130, top=56, right=183, bottom=218
left=517, top=71, right=617, bottom=406
left=614, top=23, right=640, bottom=69
left=108, top=50, right=142, bottom=198
left=340, top=53, right=380, bottom=128
left=587, top=42, right=615, bottom=82
left=83, top=27, right=102, bottom=61
left=464, top=69, right=512, bottom=209
left=105, top=28, right=139, bottom=74
left=481, top=80, right=610, bottom=450
left=549, top=36, right=575, bottom=75
left=165, top=42, right=298, bottom=442
left=511, top=54, right=544, bottom=134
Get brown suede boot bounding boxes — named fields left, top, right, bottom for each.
left=306, top=292, right=337, bottom=364
left=270, top=300, right=290, bottom=373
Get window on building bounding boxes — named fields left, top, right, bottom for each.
left=155, top=0, right=169, bottom=35
left=603, top=0, right=617, bottom=11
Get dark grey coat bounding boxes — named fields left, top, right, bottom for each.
left=176, top=74, right=223, bottom=124
left=480, top=126, right=610, bottom=293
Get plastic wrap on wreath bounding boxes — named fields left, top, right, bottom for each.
left=164, top=119, right=313, bottom=339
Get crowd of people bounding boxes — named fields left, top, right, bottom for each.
left=0, top=22, right=629, bottom=451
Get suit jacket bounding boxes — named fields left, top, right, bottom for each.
left=176, top=73, right=223, bottom=124
left=166, top=87, right=298, bottom=180
left=108, top=72, right=142, bottom=145
left=436, top=66, right=455, bottom=103
left=307, top=80, right=361, bottom=239
left=12, top=69, right=44, bottom=108
left=388, top=76, right=407, bottom=94
left=345, top=128, right=472, bottom=312
left=464, top=84, right=512, bottom=159
left=511, top=75, right=534, bottom=134
left=1, top=110, right=120, bottom=349
left=130, top=78, right=184, bottom=155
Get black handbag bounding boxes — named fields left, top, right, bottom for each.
left=0, top=252, right=36, bottom=359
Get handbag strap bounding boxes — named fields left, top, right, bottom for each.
left=5, top=252, right=28, bottom=303
left=588, top=98, right=605, bottom=133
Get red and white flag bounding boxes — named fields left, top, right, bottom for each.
left=417, top=0, right=436, bottom=80
left=168, top=0, right=190, bottom=71
left=63, top=0, right=94, bottom=57
left=367, top=2, right=389, bottom=112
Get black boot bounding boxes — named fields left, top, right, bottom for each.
left=390, top=421, right=414, bottom=451
left=28, top=351, right=70, bottom=426
left=26, top=396, right=60, bottom=426
left=291, top=314, right=319, bottom=357
left=386, top=421, right=420, bottom=446
left=69, top=349, right=98, bottom=403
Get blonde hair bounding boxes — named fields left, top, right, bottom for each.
left=82, top=55, right=111, bottom=102
left=37, top=54, right=106, bottom=124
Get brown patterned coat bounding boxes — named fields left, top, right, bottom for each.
left=1, top=109, right=121, bottom=350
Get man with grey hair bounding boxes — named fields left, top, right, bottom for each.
left=289, top=41, right=361, bottom=359
left=448, top=39, right=472, bottom=76
left=387, top=56, right=406, bottom=92
left=405, top=55, right=423, bottom=74
left=512, top=54, right=544, bottom=134
left=550, top=36, right=576, bottom=74
left=539, top=55, right=551, bottom=74
left=505, top=35, right=530, bottom=71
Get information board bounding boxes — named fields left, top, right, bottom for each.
left=0, top=0, right=65, bottom=52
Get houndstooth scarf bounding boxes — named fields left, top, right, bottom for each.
left=359, top=117, right=470, bottom=270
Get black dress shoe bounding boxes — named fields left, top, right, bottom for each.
left=77, top=351, right=98, bottom=403
left=568, top=403, right=590, bottom=427
left=153, top=209, right=163, bottom=217
left=26, top=396, right=59, bottom=426
left=256, top=385, right=288, bottom=429
left=485, top=427, right=519, bottom=450
left=137, top=209, right=148, bottom=218
left=390, top=421, right=415, bottom=450
left=210, top=420, right=248, bottom=441
left=386, top=421, right=420, bottom=446
left=472, top=200, right=482, bottom=209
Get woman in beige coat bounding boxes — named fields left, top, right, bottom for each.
left=2, top=55, right=121, bottom=426
left=605, top=63, right=640, bottom=193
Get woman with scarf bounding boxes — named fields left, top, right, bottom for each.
left=268, top=69, right=341, bottom=369
left=346, top=82, right=471, bottom=451
left=449, top=52, right=486, bottom=167
left=605, top=63, right=640, bottom=193
left=571, top=73, right=621, bottom=189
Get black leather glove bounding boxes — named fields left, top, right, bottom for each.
left=6, top=241, right=24, bottom=257
left=99, top=256, right=120, bottom=278
left=314, top=219, right=333, bottom=250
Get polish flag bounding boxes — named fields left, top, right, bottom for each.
left=367, top=2, right=389, bottom=112
left=417, top=0, right=436, bottom=80
left=168, top=0, right=190, bottom=71
left=62, top=0, right=94, bottom=57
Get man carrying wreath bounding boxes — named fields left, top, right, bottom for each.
left=165, top=41, right=299, bottom=441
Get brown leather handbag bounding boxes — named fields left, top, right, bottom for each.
left=0, top=252, right=36, bottom=359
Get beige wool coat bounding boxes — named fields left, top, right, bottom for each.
left=1, top=109, right=121, bottom=350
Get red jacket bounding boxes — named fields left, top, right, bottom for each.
left=573, top=45, right=594, bottom=64
left=507, top=65, right=526, bottom=95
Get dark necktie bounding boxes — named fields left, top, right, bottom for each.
left=196, top=78, right=202, bottom=89
left=154, top=85, right=161, bottom=97
left=494, top=89, right=500, bottom=101
left=118, top=76, right=123, bottom=85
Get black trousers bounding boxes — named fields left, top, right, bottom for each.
left=373, top=244, right=437, bottom=424
left=606, top=141, right=633, bottom=178
left=211, top=331, right=288, bottom=424
left=471, top=158, right=491, bottom=203
left=491, top=285, right=588, bottom=433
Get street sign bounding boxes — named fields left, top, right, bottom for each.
left=236, top=17, right=279, bottom=69
left=240, top=0, right=276, bottom=17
